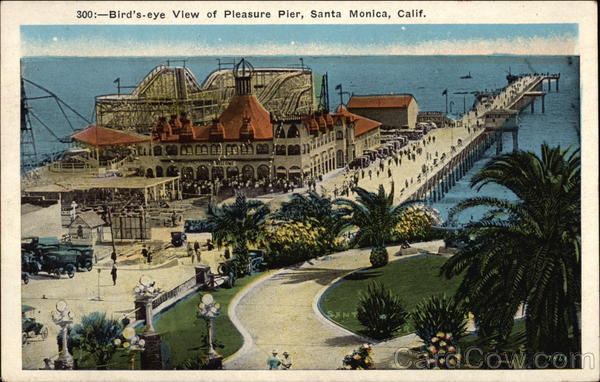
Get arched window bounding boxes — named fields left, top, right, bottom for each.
left=336, top=131, right=344, bottom=140
left=256, top=144, right=270, bottom=154
left=155, top=166, right=163, bottom=177
left=287, top=145, right=301, bottom=155
left=257, top=165, right=270, bottom=180
left=166, top=145, right=178, bottom=156
left=153, top=145, right=162, bottom=156
left=240, top=144, right=254, bottom=155
left=287, top=124, right=300, bottom=138
left=225, top=144, right=239, bottom=155
left=181, top=145, right=193, bottom=155
left=211, top=144, right=222, bottom=155
left=275, top=145, right=287, bottom=155
left=196, top=145, right=208, bottom=155
left=166, top=166, right=178, bottom=177
left=211, top=166, right=224, bottom=180
left=197, top=166, right=209, bottom=180
left=242, top=165, right=255, bottom=180
left=275, top=124, right=286, bottom=139
left=226, top=166, right=239, bottom=179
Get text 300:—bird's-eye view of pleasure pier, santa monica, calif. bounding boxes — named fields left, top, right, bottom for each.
left=16, top=22, right=584, bottom=373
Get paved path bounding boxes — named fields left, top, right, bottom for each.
left=224, top=241, right=444, bottom=370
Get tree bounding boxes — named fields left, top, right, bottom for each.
left=441, top=144, right=580, bottom=357
left=70, top=312, right=122, bottom=369
left=335, top=185, right=415, bottom=267
left=272, top=191, right=347, bottom=251
left=204, top=195, right=270, bottom=275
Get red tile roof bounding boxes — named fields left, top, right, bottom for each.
left=334, top=106, right=381, bottom=137
left=72, top=125, right=150, bottom=147
left=347, top=95, right=415, bottom=109
left=217, top=94, right=273, bottom=140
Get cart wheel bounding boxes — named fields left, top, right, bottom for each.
left=41, top=327, right=48, bottom=339
left=85, top=262, right=93, bottom=272
left=22, top=332, right=28, bottom=345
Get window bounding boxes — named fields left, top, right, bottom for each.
left=165, top=145, right=178, bottom=156
left=275, top=125, right=286, bottom=139
left=196, top=145, right=208, bottom=155
left=287, top=124, right=300, bottom=138
left=211, top=144, right=222, bottom=155
left=240, top=144, right=254, bottom=155
left=287, top=145, right=301, bottom=155
left=181, top=145, right=193, bottom=155
left=153, top=145, right=162, bottom=156
left=256, top=144, right=270, bottom=155
left=336, top=131, right=343, bottom=140
left=275, top=145, right=287, bottom=155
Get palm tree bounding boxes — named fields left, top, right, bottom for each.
left=335, top=184, right=414, bottom=267
left=205, top=194, right=270, bottom=274
left=70, top=312, right=122, bottom=369
left=441, top=143, right=580, bottom=357
left=272, top=191, right=347, bottom=251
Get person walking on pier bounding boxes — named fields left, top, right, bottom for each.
left=267, top=350, right=282, bottom=370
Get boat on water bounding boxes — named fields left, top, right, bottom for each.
left=460, top=72, right=472, bottom=79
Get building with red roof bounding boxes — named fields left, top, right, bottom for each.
left=347, top=94, right=419, bottom=131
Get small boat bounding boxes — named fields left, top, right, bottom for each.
left=460, top=72, right=472, bottom=79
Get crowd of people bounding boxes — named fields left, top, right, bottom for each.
left=180, top=174, right=304, bottom=199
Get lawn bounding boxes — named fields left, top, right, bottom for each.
left=319, top=254, right=463, bottom=338
left=154, top=272, right=265, bottom=369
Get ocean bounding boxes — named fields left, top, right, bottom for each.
left=21, top=55, right=580, bottom=222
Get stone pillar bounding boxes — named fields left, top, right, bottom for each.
left=141, top=332, right=163, bottom=370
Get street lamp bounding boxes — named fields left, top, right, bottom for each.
left=133, top=275, right=161, bottom=333
left=51, top=300, right=74, bottom=369
left=114, top=326, right=146, bottom=370
left=197, top=293, right=221, bottom=360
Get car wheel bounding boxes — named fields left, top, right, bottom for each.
left=22, top=332, right=28, bottom=345
left=54, top=270, right=61, bottom=279
left=67, top=270, right=75, bottom=279
left=85, top=262, right=93, bottom=271
left=23, top=275, right=29, bottom=284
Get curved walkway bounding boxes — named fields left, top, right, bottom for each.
left=224, top=240, right=444, bottom=370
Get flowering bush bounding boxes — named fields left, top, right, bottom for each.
left=263, top=220, right=325, bottom=267
left=341, top=344, right=375, bottom=370
left=418, top=332, right=462, bottom=369
left=393, top=205, right=441, bottom=242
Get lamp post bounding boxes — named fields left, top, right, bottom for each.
left=115, top=326, right=146, bottom=370
left=51, top=300, right=74, bottom=369
left=133, top=275, right=161, bottom=333
left=197, top=293, right=222, bottom=366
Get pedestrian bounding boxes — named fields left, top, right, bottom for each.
left=281, top=352, right=292, bottom=370
left=111, top=263, right=117, bottom=286
left=368, top=170, right=372, bottom=180
left=187, top=242, right=194, bottom=262
left=171, top=211, right=177, bottom=227
left=141, top=246, right=148, bottom=263
left=111, top=250, right=117, bottom=263
left=194, top=241, right=200, bottom=255
left=147, top=250, right=153, bottom=264
left=267, top=350, right=282, bottom=370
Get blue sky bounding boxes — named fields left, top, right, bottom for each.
left=21, top=24, right=578, bottom=56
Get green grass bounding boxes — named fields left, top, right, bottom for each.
left=319, top=254, right=463, bottom=338
left=154, top=272, right=265, bottom=368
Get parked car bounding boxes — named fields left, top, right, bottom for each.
left=22, top=305, right=48, bottom=345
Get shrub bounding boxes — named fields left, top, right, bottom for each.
left=369, top=246, right=388, bottom=268
left=393, top=206, right=436, bottom=242
left=411, top=294, right=468, bottom=346
left=341, top=344, right=375, bottom=370
left=357, top=282, right=407, bottom=340
left=417, top=331, right=462, bottom=369
left=263, top=220, right=325, bottom=267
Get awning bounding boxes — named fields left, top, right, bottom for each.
left=72, top=125, right=150, bottom=147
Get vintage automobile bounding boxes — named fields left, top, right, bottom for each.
left=217, top=249, right=268, bottom=285
left=39, top=250, right=79, bottom=278
left=170, top=232, right=187, bottom=247
left=22, top=305, right=48, bottom=345
left=22, top=237, right=94, bottom=272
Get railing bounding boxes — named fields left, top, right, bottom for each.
left=151, top=274, right=199, bottom=310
